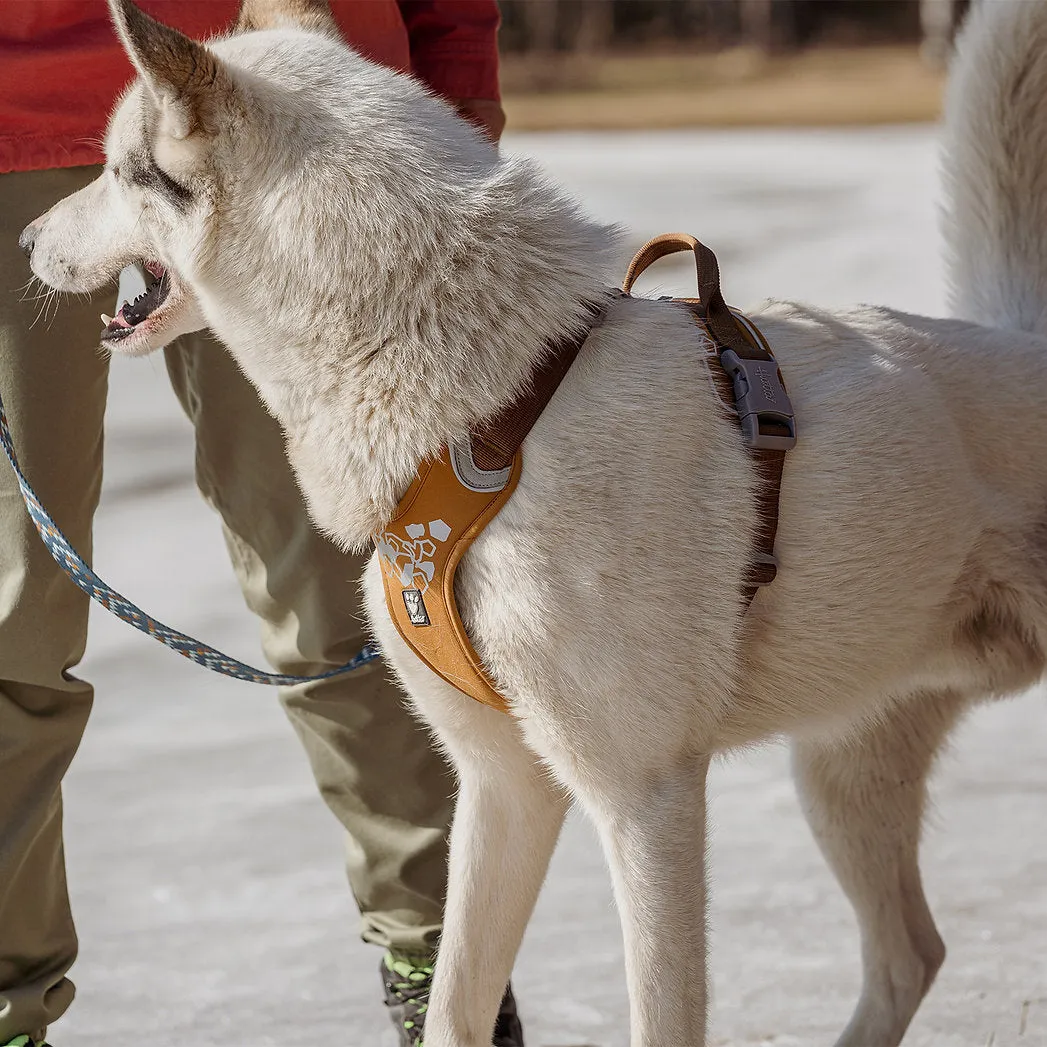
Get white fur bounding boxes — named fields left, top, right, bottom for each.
left=22, top=2, right=1047, bottom=1043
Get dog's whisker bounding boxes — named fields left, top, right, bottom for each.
left=16, top=276, right=53, bottom=306
left=43, top=287, right=59, bottom=327
left=28, top=298, right=47, bottom=331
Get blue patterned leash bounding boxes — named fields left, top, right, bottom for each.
left=0, top=385, right=380, bottom=685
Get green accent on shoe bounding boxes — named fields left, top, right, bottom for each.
left=4, top=1037, right=49, bottom=1047
left=381, top=952, right=435, bottom=1047
left=385, top=952, right=435, bottom=981
left=379, top=952, right=524, bottom=1046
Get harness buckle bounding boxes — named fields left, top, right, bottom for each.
left=719, top=349, right=797, bottom=451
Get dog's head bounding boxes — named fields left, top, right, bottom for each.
left=20, top=0, right=486, bottom=360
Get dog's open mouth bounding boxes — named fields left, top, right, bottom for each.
left=100, top=261, right=174, bottom=343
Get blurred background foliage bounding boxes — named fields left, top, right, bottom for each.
left=498, top=0, right=973, bottom=130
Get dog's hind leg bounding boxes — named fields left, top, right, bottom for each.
left=422, top=705, right=569, bottom=1047
left=792, top=691, right=968, bottom=1047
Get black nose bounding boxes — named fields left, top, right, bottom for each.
left=18, top=224, right=36, bottom=259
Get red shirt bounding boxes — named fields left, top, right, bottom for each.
left=0, top=1, right=500, bottom=173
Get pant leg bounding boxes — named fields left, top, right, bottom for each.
left=163, top=334, right=453, bottom=957
left=0, top=167, right=109, bottom=1040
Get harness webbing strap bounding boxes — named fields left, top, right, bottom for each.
left=691, top=306, right=788, bottom=607
left=625, top=233, right=749, bottom=355
left=471, top=301, right=605, bottom=471
left=624, top=232, right=797, bottom=613
left=748, top=443, right=786, bottom=605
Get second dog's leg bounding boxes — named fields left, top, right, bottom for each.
left=792, top=692, right=968, bottom=1047
left=423, top=708, right=569, bottom=1047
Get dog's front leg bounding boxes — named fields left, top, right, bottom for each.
left=364, top=558, right=566, bottom=1045
left=582, top=754, right=712, bottom=1047
left=424, top=708, right=569, bottom=1047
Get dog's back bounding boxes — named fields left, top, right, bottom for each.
left=462, top=0, right=1047, bottom=748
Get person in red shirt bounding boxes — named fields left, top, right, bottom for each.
left=0, top=4, right=520, bottom=1047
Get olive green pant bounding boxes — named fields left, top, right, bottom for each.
left=0, top=167, right=453, bottom=1041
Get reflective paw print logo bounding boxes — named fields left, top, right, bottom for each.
left=375, top=519, right=452, bottom=595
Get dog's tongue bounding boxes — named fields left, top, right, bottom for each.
left=101, top=298, right=143, bottom=337
left=100, top=263, right=170, bottom=339
left=100, top=306, right=133, bottom=331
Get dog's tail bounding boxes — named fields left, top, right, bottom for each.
left=941, top=0, right=1047, bottom=335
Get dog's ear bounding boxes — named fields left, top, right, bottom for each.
left=234, top=0, right=337, bottom=34
left=108, top=0, right=230, bottom=140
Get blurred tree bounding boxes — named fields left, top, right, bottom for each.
left=739, top=0, right=798, bottom=52
left=574, top=0, right=614, bottom=52
left=520, top=0, right=559, bottom=52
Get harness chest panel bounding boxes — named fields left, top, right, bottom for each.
left=375, top=444, right=521, bottom=715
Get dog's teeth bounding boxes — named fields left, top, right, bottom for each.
left=101, top=314, right=113, bottom=326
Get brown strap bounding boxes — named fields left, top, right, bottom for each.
left=696, top=316, right=783, bottom=606
left=625, top=233, right=796, bottom=612
left=623, top=233, right=758, bottom=358
left=746, top=446, right=785, bottom=606
left=471, top=302, right=605, bottom=471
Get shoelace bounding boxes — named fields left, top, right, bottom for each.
left=0, top=385, right=381, bottom=686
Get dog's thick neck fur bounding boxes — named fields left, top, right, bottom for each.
left=187, top=33, right=619, bottom=549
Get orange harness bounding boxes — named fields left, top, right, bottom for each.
left=374, top=445, right=522, bottom=714
left=375, top=234, right=797, bottom=714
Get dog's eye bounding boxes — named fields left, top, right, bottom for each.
left=110, top=165, right=121, bottom=181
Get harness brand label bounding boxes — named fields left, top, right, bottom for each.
left=402, top=588, right=431, bottom=626
left=756, top=363, right=780, bottom=406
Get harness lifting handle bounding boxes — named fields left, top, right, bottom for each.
left=622, top=232, right=753, bottom=358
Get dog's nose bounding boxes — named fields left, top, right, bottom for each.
left=18, top=224, right=37, bottom=259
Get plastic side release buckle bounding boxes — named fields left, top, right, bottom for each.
left=718, top=349, right=797, bottom=451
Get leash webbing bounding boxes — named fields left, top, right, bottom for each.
left=0, top=386, right=380, bottom=686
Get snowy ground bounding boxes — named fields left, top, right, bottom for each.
left=54, top=128, right=1046, bottom=1047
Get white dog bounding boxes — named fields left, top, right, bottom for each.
left=20, top=1, right=1047, bottom=1043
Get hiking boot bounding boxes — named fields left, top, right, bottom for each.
left=4, top=1037, right=51, bottom=1047
left=491, top=983, right=524, bottom=1047
left=381, top=953, right=432, bottom=1046
left=380, top=953, right=525, bottom=1046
